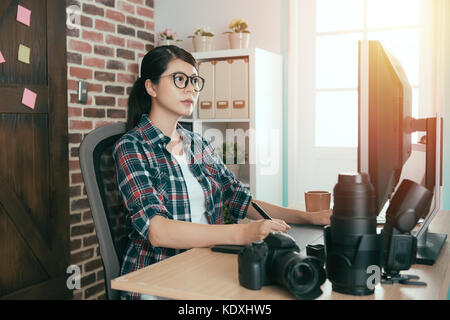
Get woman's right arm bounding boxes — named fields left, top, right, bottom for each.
left=114, top=137, right=289, bottom=250
left=148, top=215, right=290, bottom=249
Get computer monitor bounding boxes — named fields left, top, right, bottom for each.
left=358, top=40, right=446, bottom=265
left=358, top=40, right=412, bottom=216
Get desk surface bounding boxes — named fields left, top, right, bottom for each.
left=111, top=210, right=450, bottom=300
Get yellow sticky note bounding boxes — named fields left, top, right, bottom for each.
left=18, top=44, right=30, bottom=64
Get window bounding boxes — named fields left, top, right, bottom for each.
left=315, top=0, right=421, bottom=147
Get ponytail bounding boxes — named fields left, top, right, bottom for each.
left=126, top=77, right=151, bottom=131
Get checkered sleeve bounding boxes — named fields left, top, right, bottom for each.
left=202, top=137, right=253, bottom=222
left=113, top=136, right=170, bottom=244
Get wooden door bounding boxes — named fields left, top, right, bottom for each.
left=0, top=0, right=70, bottom=299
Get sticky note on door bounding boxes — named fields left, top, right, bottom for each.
left=17, top=5, right=31, bottom=27
left=18, top=44, right=30, bottom=64
left=22, top=88, right=37, bottom=109
left=0, top=51, right=5, bottom=64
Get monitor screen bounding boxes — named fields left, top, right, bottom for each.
left=358, top=40, right=413, bottom=216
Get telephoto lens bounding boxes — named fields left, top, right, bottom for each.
left=324, top=173, right=384, bottom=295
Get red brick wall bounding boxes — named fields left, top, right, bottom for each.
left=66, top=0, right=154, bottom=300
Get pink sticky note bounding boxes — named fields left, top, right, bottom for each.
left=0, top=51, right=5, bottom=64
left=17, top=5, right=31, bottom=27
left=22, top=88, right=37, bottom=109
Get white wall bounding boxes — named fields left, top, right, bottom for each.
left=154, top=0, right=281, bottom=54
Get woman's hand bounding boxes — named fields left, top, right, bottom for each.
left=239, top=219, right=291, bottom=244
left=307, top=209, right=332, bottom=226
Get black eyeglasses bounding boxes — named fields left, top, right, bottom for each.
left=160, top=72, right=205, bottom=92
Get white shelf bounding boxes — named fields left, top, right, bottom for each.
left=180, top=118, right=250, bottom=123
left=192, top=48, right=256, bottom=60
left=186, top=48, right=283, bottom=206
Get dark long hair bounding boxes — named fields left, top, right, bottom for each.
left=126, top=45, right=198, bottom=131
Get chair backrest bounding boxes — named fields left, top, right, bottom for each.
left=79, top=122, right=127, bottom=300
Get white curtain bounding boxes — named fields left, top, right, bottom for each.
left=433, top=0, right=450, bottom=209
left=431, top=0, right=449, bottom=115
left=420, top=0, right=450, bottom=208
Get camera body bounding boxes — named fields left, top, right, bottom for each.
left=238, top=232, right=326, bottom=300
left=238, top=232, right=299, bottom=290
left=382, top=230, right=416, bottom=272
left=381, top=179, right=432, bottom=284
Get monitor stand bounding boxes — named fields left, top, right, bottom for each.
left=416, top=228, right=447, bottom=265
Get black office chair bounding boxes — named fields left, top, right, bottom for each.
left=79, top=122, right=128, bottom=300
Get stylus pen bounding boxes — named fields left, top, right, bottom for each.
left=251, top=202, right=273, bottom=220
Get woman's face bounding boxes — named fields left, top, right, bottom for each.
left=146, top=58, right=200, bottom=118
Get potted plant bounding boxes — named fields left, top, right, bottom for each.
left=224, top=18, right=251, bottom=49
left=157, top=28, right=182, bottom=47
left=218, top=142, right=246, bottom=178
left=189, top=26, right=214, bottom=52
left=223, top=206, right=233, bottom=224
left=220, top=142, right=249, bottom=223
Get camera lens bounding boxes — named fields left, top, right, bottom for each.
left=292, top=264, right=312, bottom=286
left=270, top=252, right=326, bottom=300
left=332, top=172, right=377, bottom=234
left=325, top=172, right=384, bottom=296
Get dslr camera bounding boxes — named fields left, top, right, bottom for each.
left=238, top=232, right=326, bottom=300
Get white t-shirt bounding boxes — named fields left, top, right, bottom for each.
left=172, top=153, right=209, bottom=224
left=140, top=152, right=208, bottom=300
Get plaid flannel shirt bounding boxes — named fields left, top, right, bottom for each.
left=112, top=114, right=252, bottom=300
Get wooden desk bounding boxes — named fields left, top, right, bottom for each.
left=111, top=210, right=450, bottom=300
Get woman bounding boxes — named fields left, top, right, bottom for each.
left=113, top=45, right=331, bottom=300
